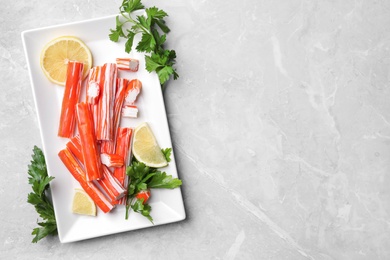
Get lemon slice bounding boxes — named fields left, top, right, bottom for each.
left=40, top=36, right=92, bottom=86
left=132, top=122, right=168, bottom=168
left=72, top=188, right=96, bottom=216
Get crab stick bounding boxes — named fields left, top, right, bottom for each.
left=58, top=148, right=114, bottom=213
left=58, top=61, right=84, bottom=138
left=122, top=105, right=138, bottom=118
left=135, top=189, right=151, bottom=204
left=97, top=63, right=117, bottom=141
left=86, top=81, right=100, bottom=104
left=76, top=102, right=103, bottom=181
left=86, top=67, right=101, bottom=105
left=99, top=165, right=127, bottom=202
left=116, top=57, right=139, bottom=72
left=66, top=135, right=83, bottom=162
left=100, top=140, right=115, bottom=155
left=124, top=79, right=142, bottom=106
left=114, top=78, right=130, bottom=133
left=101, top=153, right=124, bottom=167
left=113, top=127, right=133, bottom=204
left=100, top=77, right=129, bottom=154
left=86, top=67, right=102, bottom=130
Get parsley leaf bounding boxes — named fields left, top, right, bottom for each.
left=27, top=146, right=57, bottom=243
left=136, top=32, right=156, bottom=53
left=146, top=7, right=168, bottom=21
left=161, top=148, right=172, bottom=162
left=31, top=220, right=57, bottom=243
left=124, top=31, right=136, bottom=53
left=131, top=199, right=153, bottom=222
left=109, top=0, right=179, bottom=87
left=120, top=0, right=144, bottom=13
left=148, top=171, right=182, bottom=189
left=145, top=50, right=178, bottom=85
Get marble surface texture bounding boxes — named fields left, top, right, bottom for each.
left=1, top=0, right=390, bottom=259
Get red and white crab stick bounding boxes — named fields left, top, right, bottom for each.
left=100, top=165, right=127, bottom=203
left=100, top=77, right=129, bottom=154
left=116, top=57, right=139, bottom=72
left=66, top=135, right=82, bottom=162
left=113, top=127, right=133, bottom=205
left=122, top=79, right=142, bottom=119
left=113, top=78, right=131, bottom=136
left=58, top=148, right=114, bottom=213
left=75, top=102, right=103, bottom=181
left=100, top=153, right=124, bottom=168
left=58, top=61, right=84, bottom=138
left=97, top=63, right=117, bottom=141
left=86, top=66, right=102, bottom=131
left=124, top=79, right=142, bottom=106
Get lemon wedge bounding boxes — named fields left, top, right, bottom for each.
left=40, top=36, right=92, bottom=85
left=72, top=188, right=96, bottom=216
left=132, top=122, right=168, bottom=168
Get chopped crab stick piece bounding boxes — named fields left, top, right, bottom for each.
left=124, top=79, right=142, bottom=106
left=114, top=78, right=130, bottom=132
left=116, top=57, right=139, bottom=72
left=99, top=166, right=126, bottom=202
left=113, top=127, right=133, bottom=205
left=113, top=127, right=133, bottom=184
left=58, top=148, right=114, bottom=213
left=101, top=153, right=124, bottom=167
left=135, top=189, right=151, bottom=204
left=76, top=102, right=103, bottom=181
left=58, top=61, right=84, bottom=138
left=122, top=105, right=138, bottom=118
left=86, top=67, right=101, bottom=105
left=97, top=63, right=117, bottom=141
left=100, top=77, right=129, bottom=154
left=86, top=81, right=100, bottom=104
left=86, top=66, right=102, bottom=131
left=66, top=135, right=83, bottom=162
left=100, top=140, right=115, bottom=155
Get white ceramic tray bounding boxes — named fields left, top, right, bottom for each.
left=21, top=14, right=185, bottom=243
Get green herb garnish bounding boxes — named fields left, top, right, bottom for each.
left=27, top=146, right=57, bottom=243
left=125, top=149, right=182, bottom=222
left=109, top=0, right=179, bottom=86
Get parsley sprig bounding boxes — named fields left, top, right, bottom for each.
left=125, top=149, right=182, bottom=222
left=109, top=0, right=179, bottom=86
left=27, top=146, right=57, bottom=243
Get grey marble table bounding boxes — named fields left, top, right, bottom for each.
left=2, top=0, right=390, bottom=259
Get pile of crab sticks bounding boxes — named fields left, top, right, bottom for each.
left=57, top=57, right=142, bottom=213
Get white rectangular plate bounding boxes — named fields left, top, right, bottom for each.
left=22, top=14, right=185, bottom=243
